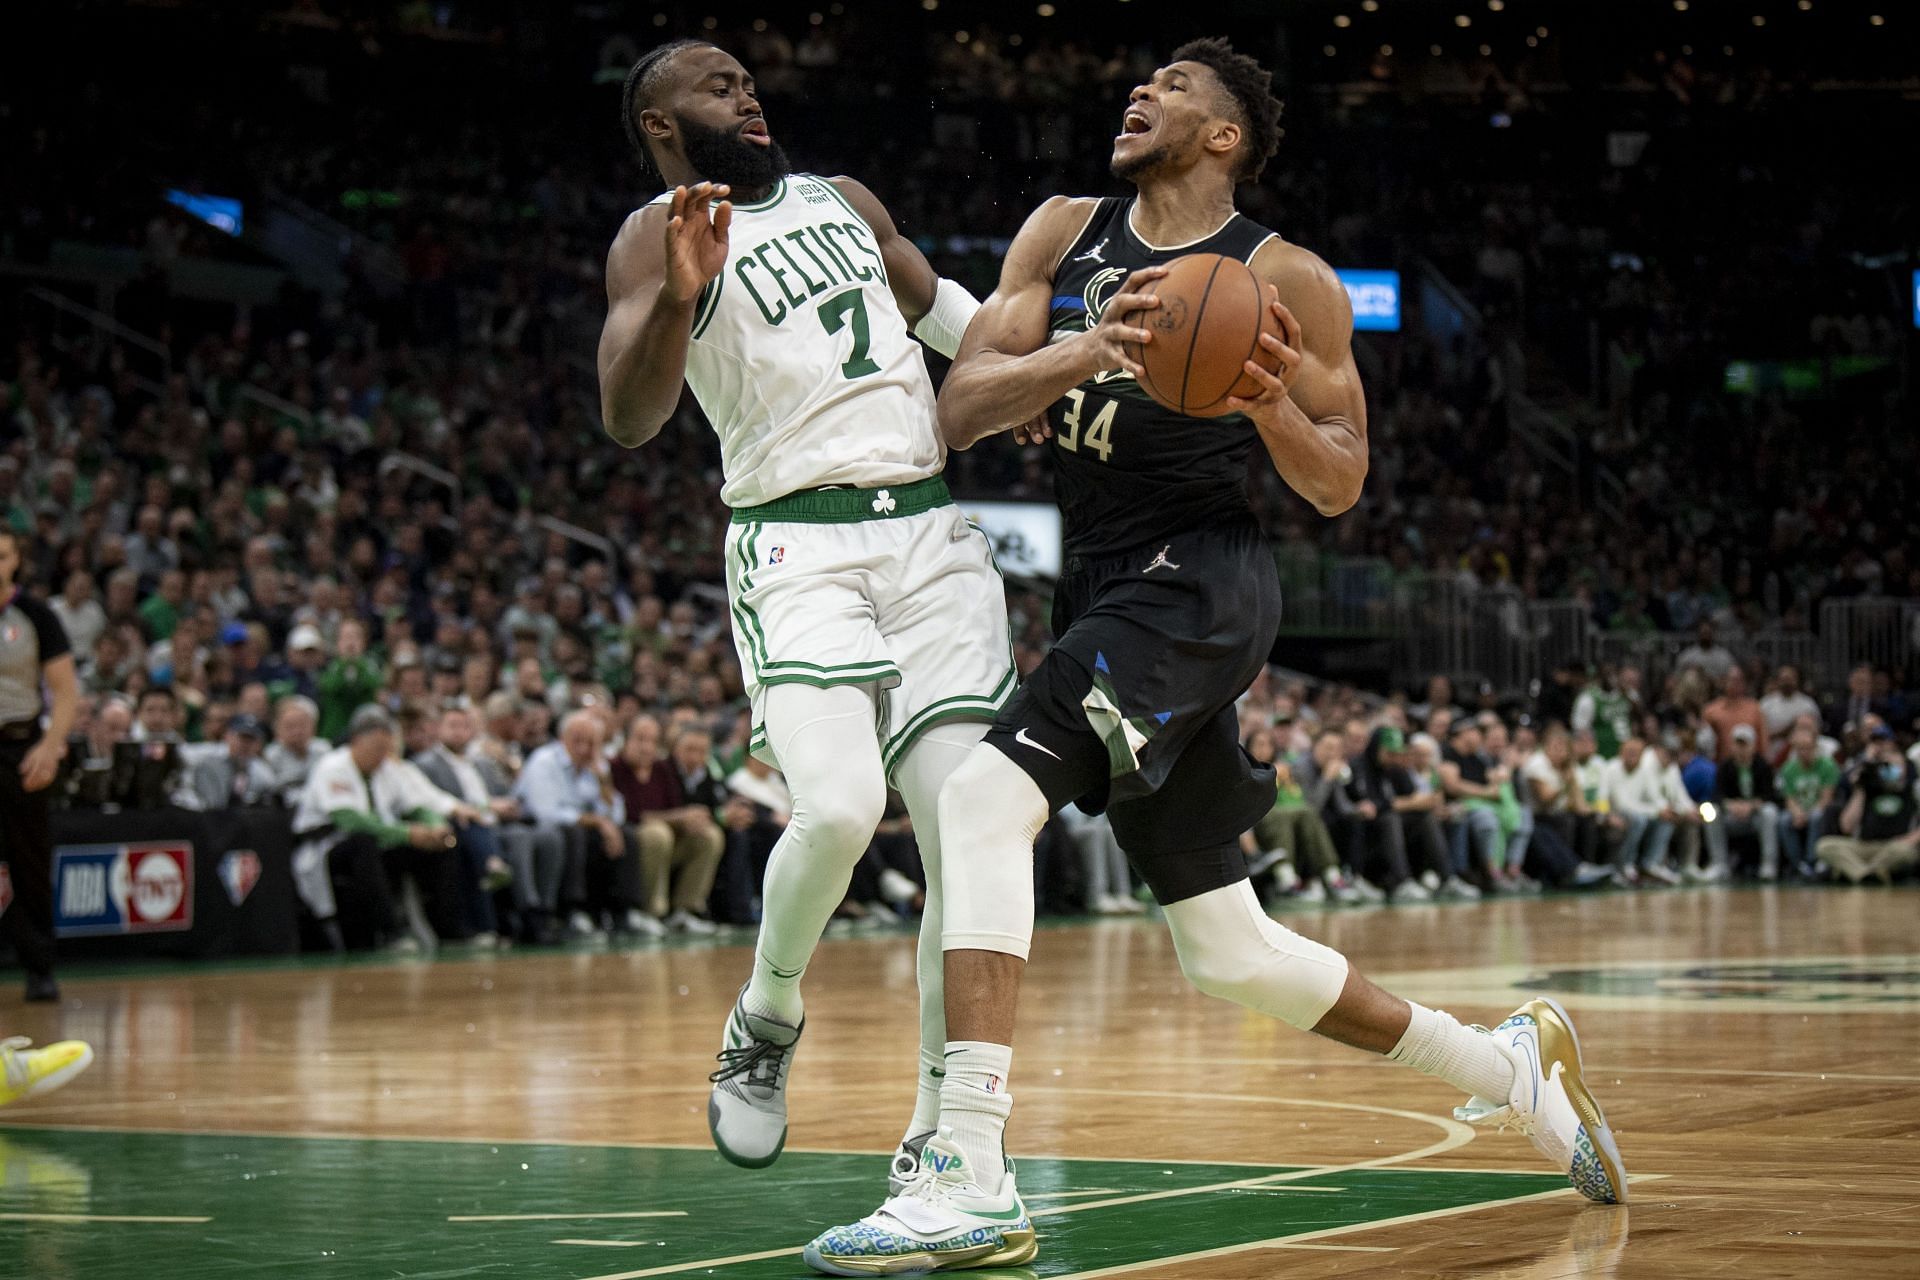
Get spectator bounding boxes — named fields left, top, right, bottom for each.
left=49, top=569, right=107, bottom=660
left=1522, top=724, right=1600, bottom=870
left=1816, top=726, right=1920, bottom=884
left=1703, top=668, right=1768, bottom=761
left=723, top=749, right=794, bottom=924
left=284, top=625, right=328, bottom=698
left=659, top=724, right=730, bottom=933
left=132, top=685, right=181, bottom=742
left=518, top=709, right=648, bottom=936
left=1571, top=667, right=1634, bottom=760
left=290, top=705, right=474, bottom=952
left=1705, top=724, right=1780, bottom=880
left=1825, top=664, right=1880, bottom=740
left=1760, top=666, right=1820, bottom=750
left=1297, top=726, right=1381, bottom=903
left=1776, top=723, right=1839, bottom=878
left=397, top=707, right=514, bottom=947
left=1438, top=720, right=1505, bottom=891
left=1674, top=621, right=1736, bottom=685
left=317, top=618, right=383, bottom=743
left=1243, top=726, right=1348, bottom=903
left=1384, top=730, right=1480, bottom=900
left=417, top=702, right=567, bottom=944
left=1600, top=737, right=1677, bottom=885
left=262, top=695, right=329, bottom=805
left=183, top=713, right=275, bottom=810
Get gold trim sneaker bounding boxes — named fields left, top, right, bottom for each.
left=1454, top=997, right=1629, bottom=1204
left=0, top=1038, right=95, bottom=1108
left=804, top=1128, right=1037, bottom=1276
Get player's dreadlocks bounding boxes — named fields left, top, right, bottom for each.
left=620, top=39, right=711, bottom=176
left=1171, top=37, right=1285, bottom=183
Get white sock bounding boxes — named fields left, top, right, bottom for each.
left=1386, top=1001, right=1515, bottom=1101
left=906, top=1045, right=943, bottom=1141
left=745, top=951, right=805, bottom=1025
left=937, top=1040, right=1013, bottom=1196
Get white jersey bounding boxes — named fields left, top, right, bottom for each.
left=651, top=173, right=943, bottom=508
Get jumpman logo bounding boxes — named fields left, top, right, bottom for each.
left=1143, top=545, right=1180, bottom=574
left=1074, top=237, right=1109, bottom=264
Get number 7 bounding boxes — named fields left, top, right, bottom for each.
left=817, top=289, right=881, bottom=379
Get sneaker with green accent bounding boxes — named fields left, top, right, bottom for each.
left=888, top=1129, right=936, bottom=1198
left=707, top=986, right=803, bottom=1169
left=1454, top=996, right=1630, bottom=1205
left=803, top=1128, right=1037, bottom=1276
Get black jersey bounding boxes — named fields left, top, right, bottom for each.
left=1045, top=196, right=1279, bottom=560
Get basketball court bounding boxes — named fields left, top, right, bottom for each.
left=4, top=887, right=1916, bottom=1278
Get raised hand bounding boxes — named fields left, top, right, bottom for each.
left=662, top=182, right=734, bottom=305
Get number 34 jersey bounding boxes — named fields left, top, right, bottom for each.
left=1045, top=196, right=1279, bottom=559
left=650, top=173, right=943, bottom=508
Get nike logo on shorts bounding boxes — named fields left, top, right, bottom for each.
left=1014, top=728, right=1061, bottom=760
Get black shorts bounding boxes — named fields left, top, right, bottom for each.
left=986, top=521, right=1282, bottom=904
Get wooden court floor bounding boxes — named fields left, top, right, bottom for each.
left=4, top=886, right=1918, bottom=1278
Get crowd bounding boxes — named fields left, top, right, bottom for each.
left=2, top=5, right=1917, bottom=963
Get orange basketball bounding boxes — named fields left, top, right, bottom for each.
left=1122, top=252, right=1283, bottom=418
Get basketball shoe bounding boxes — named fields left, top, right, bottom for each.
left=1453, top=997, right=1629, bottom=1204
left=804, top=1129, right=1036, bottom=1276
left=0, top=1038, right=94, bottom=1108
left=708, top=986, right=803, bottom=1168
left=889, top=1129, right=936, bottom=1197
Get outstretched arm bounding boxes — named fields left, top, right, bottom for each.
left=936, top=197, right=1166, bottom=450
left=598, top=182, right=734, bottom=448
left=1230, top=240, right=1369, bottom=517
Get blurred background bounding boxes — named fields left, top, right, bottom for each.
left=3, top=0, right=1917, bottom=950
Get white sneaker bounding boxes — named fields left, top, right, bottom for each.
left=1420, top=869, right=1442, bottom=892
left=888, top=1129, right=936, bottom=1197
left=878, top=868, right=921, bottom=912
left=709, top=985, right=804, bottom=1169
left=1352, top=876, right=1388, bottom=903
left=665, top=909, right=718, bottom=936
left=1389, top=879, right=1432, bottom=904
left=623, top=909, right=668, bottom=938
left=1640, top=862, right=1682, bottom=886
left=1437, top=876, right=1482, bottom=901
left=1273, top=860, right=1301, bottom=893
left=1328, top=876, right=1363, bottom=904
left=804, top=1129, right=1036, bottom=1275
left=1294, top=879, right=1327, bottom=904
left=1454, top=997, right=1629, bottom=1205
left=566, top=910, right=599, bottom=937
left=865, top=901, right=903, bottom=926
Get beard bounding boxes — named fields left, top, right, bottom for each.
left=1110, top=142, right=1173, bottom=183
left=677, top=116, right=790, bottom=194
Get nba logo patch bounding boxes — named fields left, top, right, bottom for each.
left=220, top=850, right=262, bottom=907
left=1, top=623, right=18, bottom=645
left=767, top=546, right=786, bottom=566
left=0, top=862, right=12, bottom=918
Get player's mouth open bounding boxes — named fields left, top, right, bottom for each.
left=740, top=120, right=771, bottom=145
left=1116, top=109, right=1152, bottom=142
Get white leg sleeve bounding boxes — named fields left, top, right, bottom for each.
left=1162, top=881, right=1351, bottom=1029
left=938, top=744, right=1047, bottom=960
left=745, top=682, right=888, bottom=1020
left=891, top=719, right=989, bottom=1132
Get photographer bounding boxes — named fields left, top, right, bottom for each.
left=0, top=528, right=80, bottom=1002
left=1815, top=725, right=1919, bottom=885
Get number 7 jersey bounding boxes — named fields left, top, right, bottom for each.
left=652, top=174, right=944, bottom=509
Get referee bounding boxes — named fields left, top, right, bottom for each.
left=0, top=527, right=79, bottom=1002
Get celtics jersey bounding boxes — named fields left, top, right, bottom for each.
left=654, top=173, right=942, bottom=508
left=1046, top=197, right=1279, bottom=558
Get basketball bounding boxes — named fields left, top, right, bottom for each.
left=1123, top=252, right=1283, bottom=418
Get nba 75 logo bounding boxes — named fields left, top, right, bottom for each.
left=220, top=850, right=262, bottom=907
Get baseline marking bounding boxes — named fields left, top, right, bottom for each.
left=451, top=1211, right=687, bottom=1222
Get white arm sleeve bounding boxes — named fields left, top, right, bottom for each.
left=911, top=276, right=981, bottom=359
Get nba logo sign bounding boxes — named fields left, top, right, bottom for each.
left=767, top=546, right=786, bottom=566
left=54, top=842, right=194, bottom=937
left=220, top=850, right=262, bottom=907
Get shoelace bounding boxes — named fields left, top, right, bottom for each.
left=709, top=1033, right=790, bottom=1092
left=891, top=1162, right=965, bottom=1210
left=1, top=1037, right=31, bottom=1091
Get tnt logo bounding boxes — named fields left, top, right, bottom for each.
left=55, top=842, right=194, bottom=937
left=219, top=850, right=262, bottom=907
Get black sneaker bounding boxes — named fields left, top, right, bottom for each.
left=24, top=973, right=60, bottom=1003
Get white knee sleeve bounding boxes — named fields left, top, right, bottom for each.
left=937, top=745, right=1047, bottom=960
left=1162, top=881, right=1350, bottom=1029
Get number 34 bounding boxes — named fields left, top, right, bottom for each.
left=1058, top=388, right=1115, bottom=462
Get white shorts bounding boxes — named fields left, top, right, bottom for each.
left=724, top=489, right=1014, bottom=782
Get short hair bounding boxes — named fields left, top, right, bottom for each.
left=277, top=695, right=318, bottom=724
left=1171, top=37, right=1284, bottom=183
left=346, top=704, right=396, bottom=741
left=621, top=40, right=712, bottom=174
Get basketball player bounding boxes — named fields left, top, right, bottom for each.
left=806, top=38, right=1625, bottom=1273
left=601, top=42, right=1016, bottom=1190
